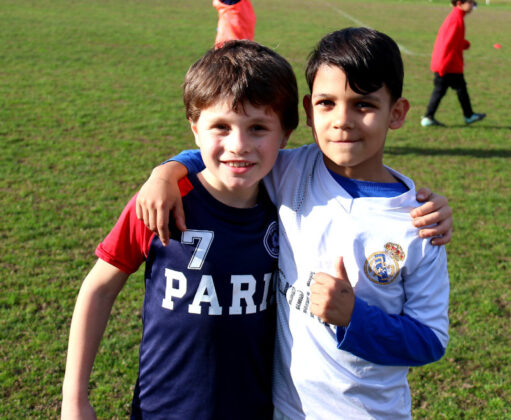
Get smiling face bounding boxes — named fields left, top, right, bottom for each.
left=303, top=65, right=409, bottom=182
left=191, top=100, right=290, bottom=208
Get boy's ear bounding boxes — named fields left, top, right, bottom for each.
left=303, top=95, right=314, bottom=128
left=389, top=98, right=410, bottom=130
left=189, top=119, right=200, bottom=147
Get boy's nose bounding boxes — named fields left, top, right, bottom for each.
left=333, top=106, right=354, bottom=129
left=225, top=130, right=250, bottom=154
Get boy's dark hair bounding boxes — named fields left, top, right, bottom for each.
left=184, top=40, right=299, bottom=132
left=450, top=0, right=471, bottom=5
left=305, top=27, right=404, bottom=102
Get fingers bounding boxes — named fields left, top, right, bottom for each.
left=144, top=197, right=186, bottom=246
left=147, top=204, right=158, bottom=234
left=136, top=194, right=153, bottom=228
left=418, top=218, right=453, bottom=245
left=145, top=199, right=169, bottom=246
left=415, top=187, right=432, bottom=203
left=156, top=208, right=170, bottom=247
left=309, top=272, right=330, bottom=296
left=413, top=204, right=453, bottom=229
left=136, top=195, right=151, bottom=226
left=411, top=192, right=448, bottom=218
left=417, top=211, right=452, bottom=235
left=173, top=199, right=187, bottom=233
left=430, top=228, right=452, bottom=246
left=414, top=202, right=453, bottom=246
left=309, top=275, right=336, bottom=321
left=136, top=196, right=143, bottom=220
left=137, top=194, right=172, bottom=246
left=310, top=265, right=354, bottom=326
left=135, top=169, right=187, bottom=246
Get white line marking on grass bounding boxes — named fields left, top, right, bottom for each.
left=318, top=0, right=426, bottom=56
left=320, top=0, right=367, bottom=27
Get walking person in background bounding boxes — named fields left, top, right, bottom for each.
left=213, top=0, right=256, bottom=47
left=421, top=0, right=486, bottom=127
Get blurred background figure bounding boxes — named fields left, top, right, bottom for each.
left=213, top=0, right=256, bottom=48
left=421, top=0, right=486, bottom=127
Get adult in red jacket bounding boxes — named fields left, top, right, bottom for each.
left=421, top=0, right=485, bottom=127
left=213, top=0, right=256, bottom=48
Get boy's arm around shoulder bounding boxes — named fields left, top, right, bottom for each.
left=268, top=154, right=454, bottom=246
left=136, top=159, right=191, bottom=246
left=136, top=146, right=313, bottom=244
left=61, top=259, right=129, bottom=419
left=263, top=144, right=320, bottom=204
left=412, top=188, right=453, bottom=246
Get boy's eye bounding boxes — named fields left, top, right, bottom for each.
left=251, top=124, right=268, bottom=132
left=212, top=123, right=229, bottom=131
left=317, top=99, right=335, bottom=107
left=356, top=101, right=375, bottom=109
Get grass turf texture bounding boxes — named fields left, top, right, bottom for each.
left=1, top=0, right=510, bottom=417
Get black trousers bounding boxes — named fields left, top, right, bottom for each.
left=425, top=72, right=473, bottom=119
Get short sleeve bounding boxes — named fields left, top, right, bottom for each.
left=96, top=194, right=156, bottom=274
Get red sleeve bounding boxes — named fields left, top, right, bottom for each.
left=95, top=194, right=156, bottom=274
left=178, top=176, right=194, bottom=197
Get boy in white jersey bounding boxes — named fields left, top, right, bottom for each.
left=268, top=28, right=449, bottom=419
left=136, top=28, right=451, bottom=419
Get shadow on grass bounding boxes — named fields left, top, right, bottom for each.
left=447, top=124, right=511, bottom=130
left=386, top=146, right=511, bottom=158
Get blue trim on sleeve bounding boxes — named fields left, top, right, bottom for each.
left=163, top=149, right=205, bottom=174
left=337, top=297, right=445, bottom=366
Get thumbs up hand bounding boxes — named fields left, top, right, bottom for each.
left=310, top=257, right=355, bottom=327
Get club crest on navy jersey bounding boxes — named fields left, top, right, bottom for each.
left=264, top=221, right=279, bottom=258
left=364, top=242, right=405, bottom=285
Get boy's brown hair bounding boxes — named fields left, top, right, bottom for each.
left=183, top=40, right=299, bottom=132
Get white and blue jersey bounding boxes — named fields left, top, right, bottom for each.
left=96, top=173, right=278, bottom=420
left=173, top=145, right=450, bottom=420
left=266, top=145, right=449, bottom=420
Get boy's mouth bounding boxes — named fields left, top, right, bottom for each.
left=329, top=139, right=359, bottom=143
left=223, top=161, right=255, bottom=168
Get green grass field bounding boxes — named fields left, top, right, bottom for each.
left=1, top=0, right=510, bottom=418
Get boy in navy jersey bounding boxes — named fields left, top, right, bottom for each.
left=136, top=28, right=452, bottom=419
left=61, top=40, right=298, bottom=420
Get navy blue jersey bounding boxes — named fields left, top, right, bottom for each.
left=97, top=173, right=278, bottom=420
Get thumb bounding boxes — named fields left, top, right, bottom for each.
left=334, top=256, right=348, bottom=280
left=415, top=187, right=431, bottom=203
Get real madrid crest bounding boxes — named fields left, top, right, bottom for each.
left=364, top=242, right=405, bottom=285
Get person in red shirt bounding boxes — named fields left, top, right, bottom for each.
left=213, top=0, right=256, bottom=48
left=421, top=0, right=486, bottom=127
